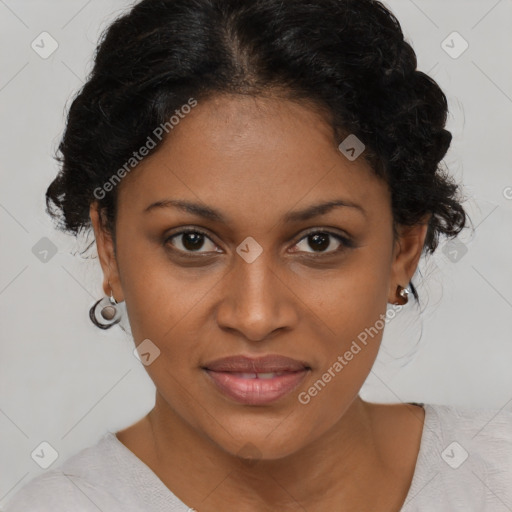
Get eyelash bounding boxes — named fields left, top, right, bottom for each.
left=164, top=227, right=354, bottom=258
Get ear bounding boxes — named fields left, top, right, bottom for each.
left=387, top=215, right=430, bottom=303
left=89, top=202, right=124, bottom=302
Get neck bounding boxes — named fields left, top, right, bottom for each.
left=144, top=393, right=394, bottom=511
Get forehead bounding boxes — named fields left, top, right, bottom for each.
left=116, top=94, right=390, bottom=225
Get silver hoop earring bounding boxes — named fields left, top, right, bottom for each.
left=89, top=291, right=122, bottom=330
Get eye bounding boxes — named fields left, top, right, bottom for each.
left=164, top=228, right=353, bottom=257
left=165, top=229, right=221, bottom=255
left=292, top=230, right=353, bottom=255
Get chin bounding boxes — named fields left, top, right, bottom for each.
left=210, top=423, right=311, bottom=463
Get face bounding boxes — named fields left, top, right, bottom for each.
left=91, top=93, right=427, bottom=460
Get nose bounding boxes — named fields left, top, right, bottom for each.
left=215, top=251, right=300, bottom=342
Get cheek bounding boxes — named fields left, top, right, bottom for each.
left=294, top=244, right=392, bottom=407
left=117, top=239, right=224, bottom=379
left=113, top=227, right=394, bottom=454
left=305, top=242, right=392, bottom=341
left=120, top=225, right=392, bottom=364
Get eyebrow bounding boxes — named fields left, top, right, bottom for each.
left=143, top=198, right=366, bottom=222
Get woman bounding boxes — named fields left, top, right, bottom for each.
left=5, top=0, right=511, bottom=510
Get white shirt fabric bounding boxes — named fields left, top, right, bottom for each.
left=4, top=403, right=512, bottom=511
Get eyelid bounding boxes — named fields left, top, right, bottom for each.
left=165, top=226, right=354, bottom=257
left=164, top=227, right=222, bottom=255
left=296, top=226, right=352, bottom=243
left=290, top=227, right=354, bottom=253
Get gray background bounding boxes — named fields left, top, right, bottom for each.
left=1, top=0, right=511, bottom=505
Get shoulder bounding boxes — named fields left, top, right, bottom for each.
left=3, top=433, right=136, bottom=512
left=2, top=470, right=105, bottom=512
left=424, top=402, right=512, bottom=451
left=423, top=402, right=512, bottom=474
left=402, top=403, right=512, bottom=511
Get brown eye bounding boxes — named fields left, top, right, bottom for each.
left=166, top=230, right=220, bottom=254
left=293, top=231, right=353, bottom=254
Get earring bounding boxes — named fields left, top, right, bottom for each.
left=89, top=289, right=122, bottom=330
left=396, top=285, right=410, bottom=305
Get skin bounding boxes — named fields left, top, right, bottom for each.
left=90, top=93, right=428, bottom=511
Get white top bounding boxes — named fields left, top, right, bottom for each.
left=4, top=403, right=512, bottom=511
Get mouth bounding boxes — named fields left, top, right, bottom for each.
left=201, top=355, right=311, bottom=405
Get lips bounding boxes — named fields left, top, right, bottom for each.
left=203, top=355, right=310, bottom=373
left=202, top=355, right=311, bottom=405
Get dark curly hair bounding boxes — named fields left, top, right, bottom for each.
left=46, top=0, right=468, bottom=300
